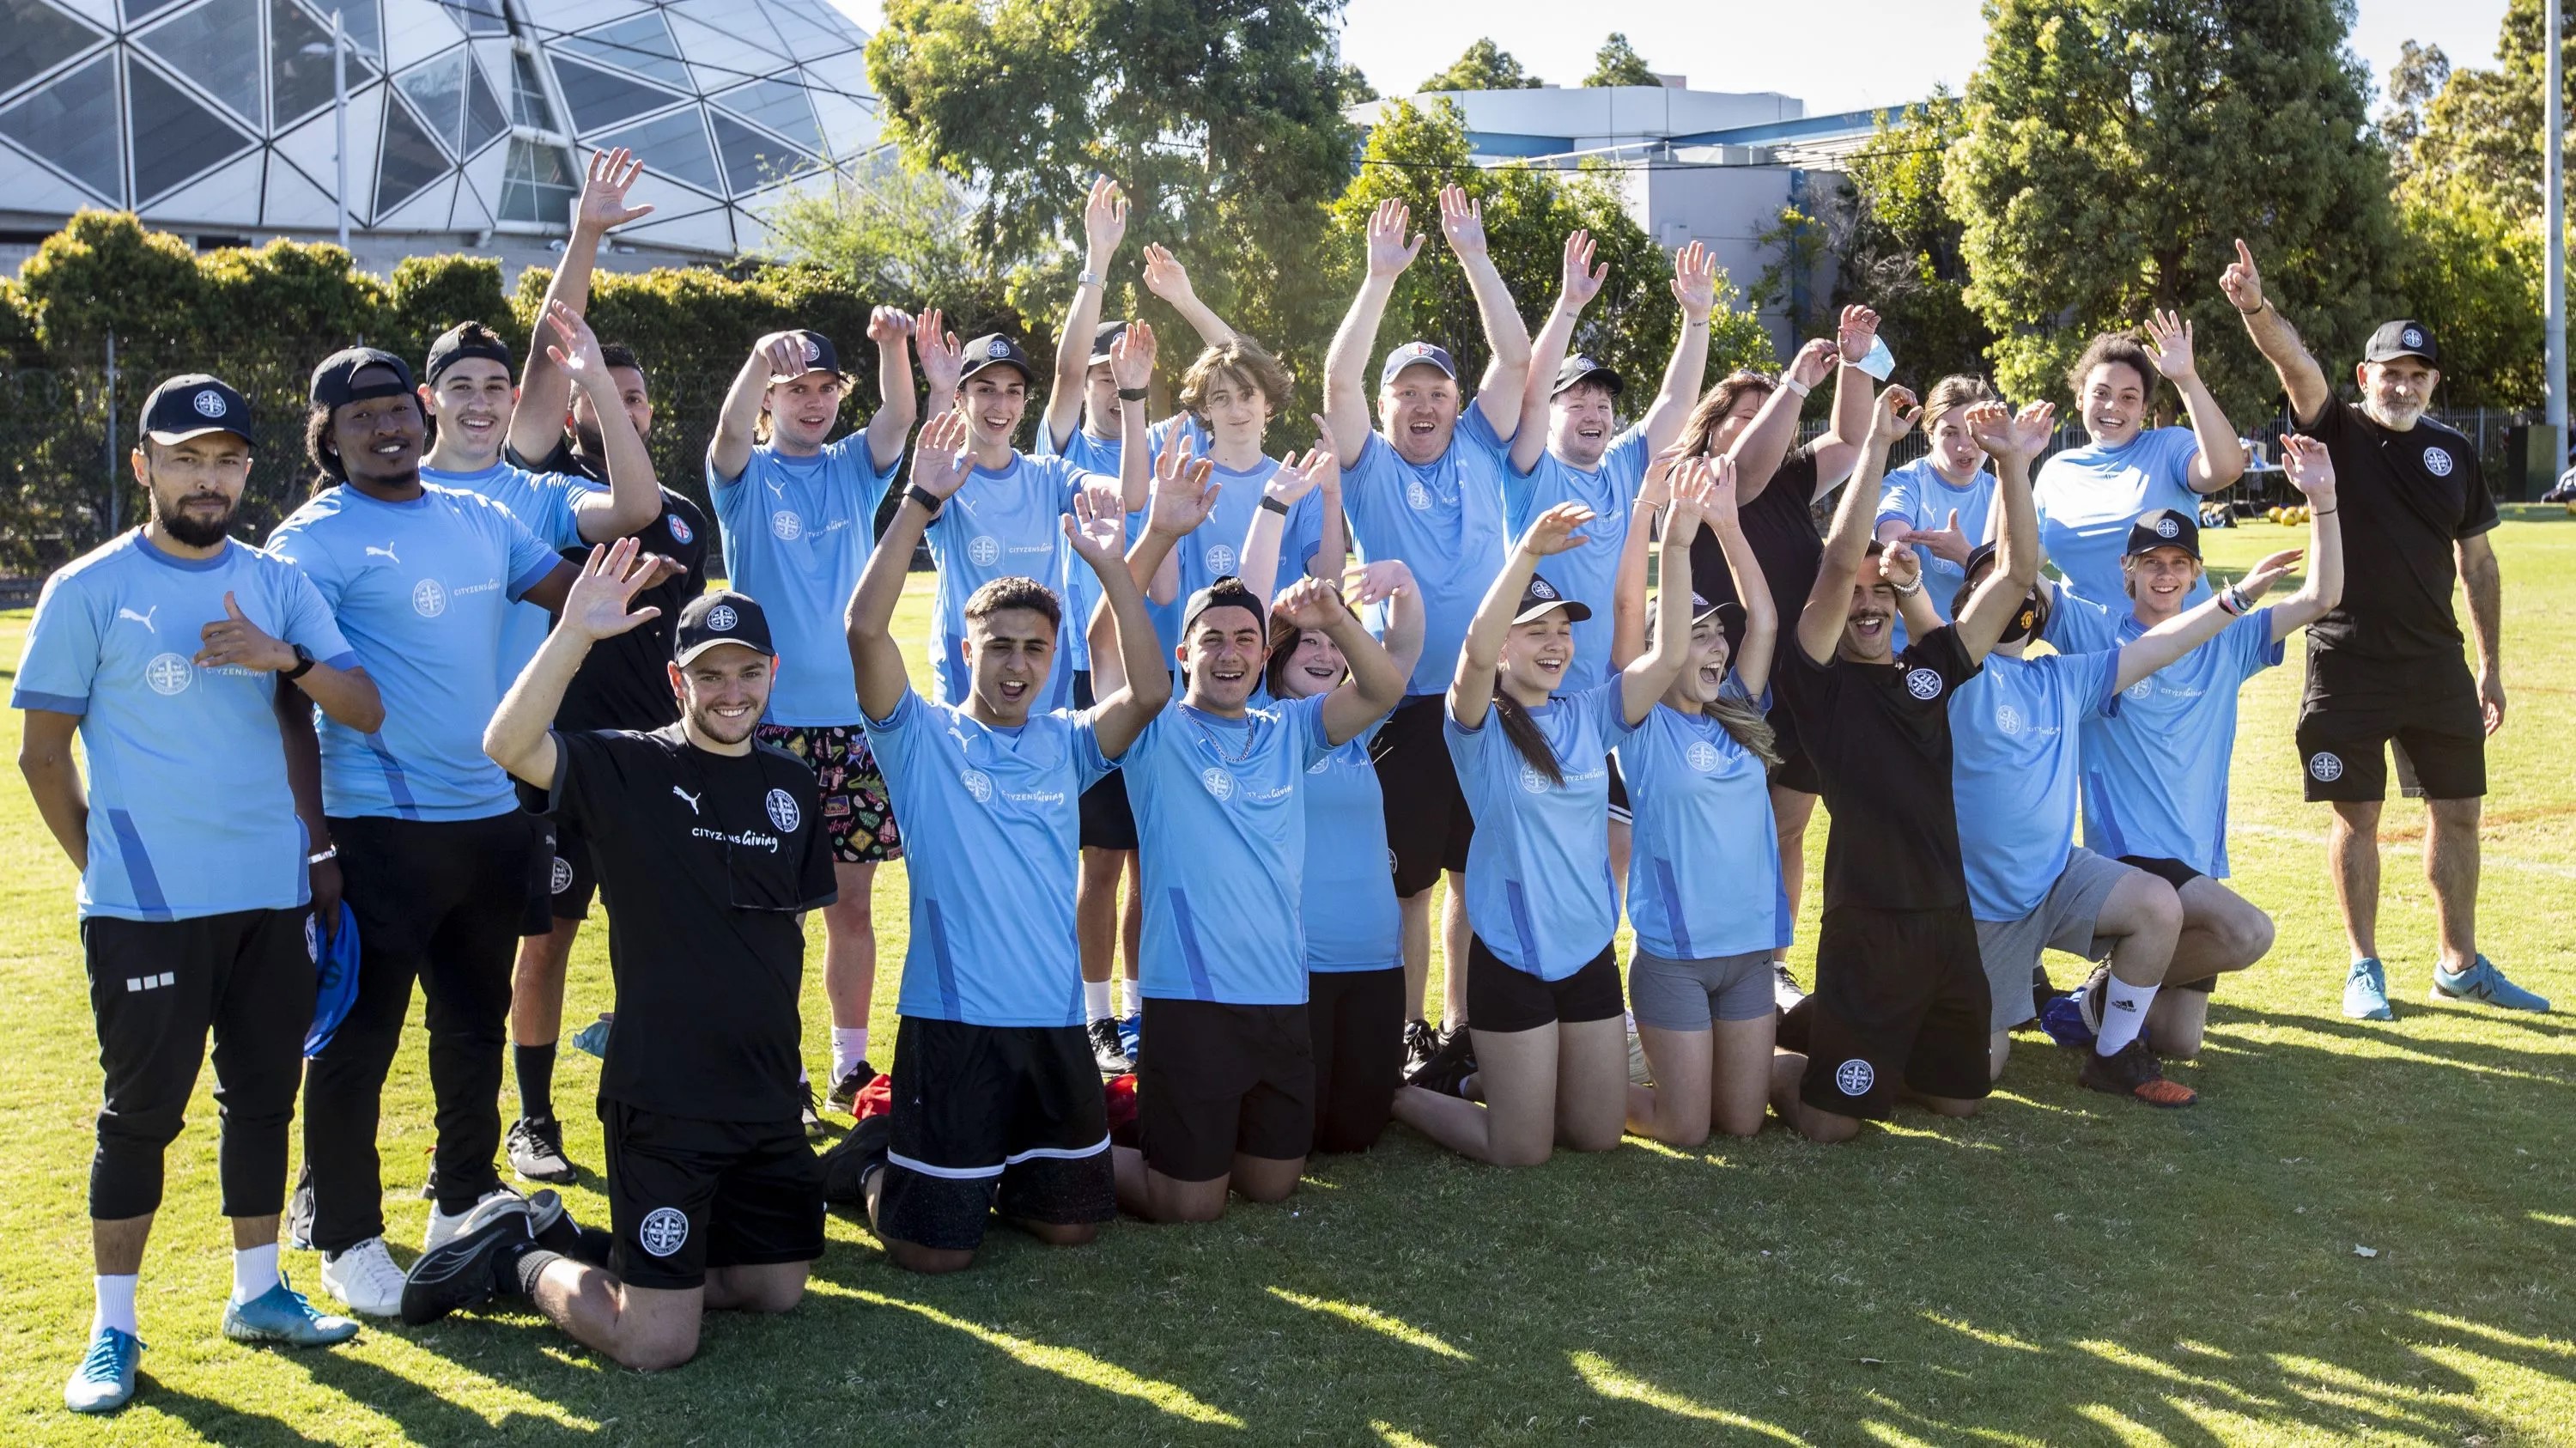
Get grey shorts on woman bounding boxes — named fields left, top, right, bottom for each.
left=1628, top=947, right=1776, bottom=1031
left=1972, top=846, right=2132, bottom=1032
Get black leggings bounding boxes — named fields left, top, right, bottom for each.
left=1307, top=967, right=1404, bottom=1153
left=301, top=812, right=534, bottom=1250
left=85, top=910, right=314, bottom=1220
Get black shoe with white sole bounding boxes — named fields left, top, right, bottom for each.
left=1087, top=1018, right=1133, bottom=1075
left=507, top=1116, right=578, bottom=1183
left=399, top=1208, right=532, bottom=1326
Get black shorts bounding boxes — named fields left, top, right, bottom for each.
left=1766, top=693, right=1820, bottom=796
left=519, top=810, right=559, bottom=936
left=1136, top=998, right=1314, bottom=1180
left=547, top=813, right=599, bottom=922
left=1071, top=672, right=1141, bottom=852
left=1785, top=903, right=1990, bottom=1119
left=2297, top=652, right=2486, bottom=802
left=1465, top=934, right=1625, bottom=1033
left=599, top=1100, right=824, bottom=1292
left=877, top=1017, right=1114, bottom=1252
left=1308, top=968, right=1404, bottom=1153
left=2114, top=858, right=2219, bottom=995
left=1376, top=695, right=1473, bottom=896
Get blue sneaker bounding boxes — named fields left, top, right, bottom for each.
left=222, top=1274, right=361, bottom=1348
left=64, top=1324, right=143, bottom=1414
left=2343, top=958, right=2395, bottom=1020
left=2431, top=956, right=2551, bottom=1013
left=1115, top=1011, right=1142, bottom=1059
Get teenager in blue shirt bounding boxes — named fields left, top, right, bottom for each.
left=1394, top=475, right=1704, bottom=1168
left=707, top=313, right=927, bottom=1117
left=21, top=375, right=381, bottom=1412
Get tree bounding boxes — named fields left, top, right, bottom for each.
left=1583, top=33, right=1660, bottom=88
left=1418, top=39, right=1541, bottom=94
left=2391, top=194, right=2545, bottom=408
left=2396, top=0, right=2576, bottom=220
left=2379, top=40, right=2451, bottom=190
left=1947, top=0, right=2401, bottom=416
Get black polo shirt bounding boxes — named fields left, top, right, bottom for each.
left=1692, top=441, right=1826, bottom=628
left=2293, top=400, right=2498, bottom=667
left=1783, top=624, right=1978, bottom=911
left=550, top=725, right=836, bottom=1122
left=509, top=440, right=712, bottom=732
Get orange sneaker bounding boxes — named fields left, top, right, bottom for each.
left=2080, top=1039, right=2198, bottom=1108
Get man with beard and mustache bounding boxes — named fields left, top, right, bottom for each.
left=265, top=349, right=625, bottom=1320
left=18, top=375, right=384, bottom=1412
left=401, top=560, right=834, bottom=1370
left=2223, top=242, right=2543, bottom=1021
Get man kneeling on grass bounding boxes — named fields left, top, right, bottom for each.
left=403, top=546, right=834, bottom=1370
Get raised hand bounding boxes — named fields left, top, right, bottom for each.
left=1837, top=304, right=1881, bottom=364
left=542, top=298, right=606, bottom=380
left=1904, top=509, right=1973, bottom=566
left=2142, top=308, right=2197, bottom=381
left=1664, top=458, right=1718, bottom=543
left=1344, top=558, right=1416, bottom=607
left=1083, top=174, right=1128, bottom=259
left=910, top=411, right=973, bottom=500
left=1437, top=185, right=1488, bottom=261
left=1365, top=198, right=1424, bottom=280
left=561, top=537, right=664, bottom=642
left=1558, top=229, right=1607, bottom=312
left=1967, top=398, right=2054, bottom=461
left=1145, top=438, right=1221, bottom=537
left=1670, top=240, right=1718, bottom=323
left=2279, top=432, right=2336, bottom=506
left=866, top=305, right=914, bottom=346
left=1868, top=383, right=1922, bottom=443
left=2237, top=548, right=2304, bottom=599
left=753, top=330, right=809, bottom=380
left=2008, top=399, right=2058, bottom=457
left=1271, top=444, right=1337, bottom=505
left=1064, top=478, right=1128, bottom=569
left=1273, top=575, right=1346, bottom=630
left=1109, top=319, right=1157, bottom=391
left=574, top=147, right=653, bottom=234
left=1878, top=537, right=1923, bottom=591
left=1141, top=243, right=1196, bottom=306
left=1518, top=501, right=1595, bottom=557
left=1787, top=338, right=1839, bottom=391
left=914, top=311, right=963, bottom=394
left=196, top=591, right=295, bottom=672
left=1640, top=441, right=1688, bottom=508
left=2220, top=238, right=2266, bottom=314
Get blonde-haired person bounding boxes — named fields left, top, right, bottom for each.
left=1874, top=374, right=2000, bottom=645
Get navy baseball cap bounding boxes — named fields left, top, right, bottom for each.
left=422, top=323, right=513, bottom=384
left=767, top=330, right=844, bottom=383
left=1380, top=341, right=1457, bottom=386
left=960, top=333, right=1038, bottom=386
left=308, top=347, right=416, bottom=411
left=673, top=589, right=775, bottom=665
left=1511, top=572, right=1591, bottom=625
left=141, top=373, right=253, bottom=446
left=1551, top=354, right=1624, bottom=398
left=2366, top=319, right=2437, bottom=366
left=2123, top=508, right=2201, bottom=560
left=1688, top=589, right=1742, bottom=627
left=1087, top=320, right=1128, bottom=367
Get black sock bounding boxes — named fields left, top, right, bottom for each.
left=515, top=1042, right=556, bottom=1121
left=570, top=1226, right=615, bottom=1268
left=491, top=1233, right=561, bottom=1297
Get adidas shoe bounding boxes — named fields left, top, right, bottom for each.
left=2079, top=1038, right=2198, bottom=1108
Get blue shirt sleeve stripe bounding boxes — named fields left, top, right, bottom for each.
left=12, top=689, right=88, bottom=714
left=508, top=558, right=559, bottom=599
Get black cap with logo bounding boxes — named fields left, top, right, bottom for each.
left=2123, top=508, right=2202, bottom=560
left=309, top=347, right=417, bottom=411
left=2365, top=319, right=2438, bottom=366
left=767, top=330, right=845, bottom=383
left=673, top=589, right=775, bottom=665
left=1550, top=354, right=1624, bottom=398
left=1511, top=572, right=1592, bottom=625
left=1087, top=320, right=1128, bottom=367
left=959, top=333, right=1039, bottom=386
left=141, top=374, right=254, bottom=446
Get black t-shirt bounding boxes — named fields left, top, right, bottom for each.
left=1692, top=442, right=1826, bottom=630
left=550, top=725, right=837, bottom=1122
left=1783, top=624, right=1978, bottom=911
left=511, top=439, right=712, bottom=731
left=2296, top=401, right=2498, bottom=666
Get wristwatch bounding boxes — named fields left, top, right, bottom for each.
left=282, top=642, right=317, bottom=681
left=905, top=485, right=945, bottom=516
left=1078, top=270, right=1103, bottom=288
left=1260, top=495, right=1291, bottom=516
left=1117, top=386, right=1149, bottom=401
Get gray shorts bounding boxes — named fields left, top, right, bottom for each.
left=1628, top=946, right=1774, bottom=1031
left=1973, top=847, right=2132, bottom=1032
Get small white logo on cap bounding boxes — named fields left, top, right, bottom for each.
left=2155, top=515, right=2180, bottom=538
left=2422, top=447, right=2454, bottom=478
left=2403, top=327, right=2425, bottom=349
left=800, top=335, right=821, bottom=363
left=705, top=604, right=738, bottom=632
left=765, top=788, right=801, bottom=832
left=1200, top=767, right=1236, bottom=800
left=2308, top=751, right=2344, bottom=782
left=1529, top=578, right=1557, bottom=600
left=960, top=769, right=993, bottom=803
left=987, top=338, right=1012, bottom=359
left=192, top=389, right=226, bottom=417
left=1836, top=1058, right=1874, bottom=1097
left=1905, top=666, right=1943, bottom=701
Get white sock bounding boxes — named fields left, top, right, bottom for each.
left=2094, top=976, right=2160, bottom=1056
left=232, top=1243, right=280, bottom=1304
left=94, top=1275, right=138, bottom=1336
left=831, top=1027, right=869, bottom=1080
left=1084, top=979, right=1114, bottom=1022
left=1120, top=976, right=1140, bottom=1018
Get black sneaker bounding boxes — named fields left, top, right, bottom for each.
left=399, top=1205, right=532, bottom=1325
left=417, top=1159, right=440, bottom=1201
left=1402, top=1018, right=1439, bottom=1074
left=1087, top=1018, right=1133, bottom=1075
left=507, top=1116, right=578, bottom=1184
left=285, top=1163, right=316, bottom=1250
left=1771, top=961, right=1808, bottom=1010
left=800, top=1083, right=827, bottom=1141
left=1405, top=1025, right=1477, bottom=1098
left=825, top=1062, right=878, bottom=1118
left=820, top=1113, right=892, bottom=1208
left=2030, top=964, right=2057, bottom=1024
left=2078, top=1038, right=2199, bottom=1108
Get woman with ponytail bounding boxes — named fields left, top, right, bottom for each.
left=1609, top=451, right=1785, bottom=1144
left=1393, top=478, right=1705, bottom=1165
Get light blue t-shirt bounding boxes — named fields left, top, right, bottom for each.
left=1036, top=420, right=1159, bottom=670
left=2044, top=593, right=2280, bottom=877
left=1125, top=695, right=1334, bottom=1005
left=1298, top=717, right=1400, bottom=972
left=1617, top=694, right=1780, bottom=960
left=2033, top=427, right=2209, bottom=609
left=1876, top=456, right=1998, bottom=629
left=15, top=532, right=356, bottom=920
left=268, top=484, right=560, bottom=820
left=709, top=435, right=899, bottom=727
left=1504, top=424, right=1648, bottom=691
left=926, top=452, right=1103, bottom=711
left=1343, top=405, right=1513, bottom=696
left=422, top=459, right=598, bottom=691
left=1447, top=678, right=1640, bottom=978
left=862, top=687, right=1113, bottom=1026
left=1947, top=648, right=2123, bottom=921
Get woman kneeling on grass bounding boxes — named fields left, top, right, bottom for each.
left=1607, top=453, right=1785, bottom=1145
left=1393, top=467, right=1710, bottom=1165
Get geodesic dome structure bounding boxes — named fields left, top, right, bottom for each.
left=0, top=0, right=882, bottom=255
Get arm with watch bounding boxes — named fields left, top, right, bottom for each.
left=1042, top=174, right=1127, bottom=453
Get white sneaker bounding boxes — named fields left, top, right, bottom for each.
left=319, top=1238, right=407, bottom=1318
left=423, top=1187, right=525, bottom=1252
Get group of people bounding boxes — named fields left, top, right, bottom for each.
left=19, top=150, right=2535, bottom=1412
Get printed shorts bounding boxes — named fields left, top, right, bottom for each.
left=753, top=722, right=902, bottom=865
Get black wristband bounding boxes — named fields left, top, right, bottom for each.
left=282, top=642, right=316, bottom=681
left=1117, top=386, right=1148, bottom=401
left=905, top=485, right=945, bottom=515
left=1260, top=495, right=1291, bottom=516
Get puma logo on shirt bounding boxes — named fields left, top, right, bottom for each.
left=363, top=543, right=402, bottom=564
left=116, top=606, right=158, bottom=633
left=671, top=785, right=703, bottom=814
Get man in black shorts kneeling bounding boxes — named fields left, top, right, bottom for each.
left=403, top=551, right=834, bottom=1369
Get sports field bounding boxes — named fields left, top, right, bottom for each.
left=3, top=514, right=2572, bottom=1446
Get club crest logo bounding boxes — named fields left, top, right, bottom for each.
left=987, top=338, right=1012, bottom=360
left=2125, top=677, right=2154, bottom=702
left=2307, top=751, right=2344, bottom=782
left=192, top=389, right=227, bottom=417
left=1905, top=666, right=1943, bottom=701
left=969, top=535, right=1001, bottom=567
left=1996, top=704, right=2025, bottom=735
left=801, top=335, right=822, bottom=363
left=1308, top=755, right=1332, bottom=775
left=705, top=605, right=738, bottom=632
left=1835, top=1058, right=1875, bottom=1097
left=144, top=652, right=193, bottom=696
left=765, top=788, right=801, bottom=832
left=411, top=578, right=447, bottom=618
left=665, top=514, right=693, bottom=545
left=1518, top=763, right=1552, bottom=794
left=1686, top=739, right=1722, bottom=772
left=550, top=857, right=574, bottom=895
left=960, top=769, right=993, bottom=803
left=1205, top=544, right=1238, bottom=576
left=1405, top=478, right=1432, bottom=512
left=2421, top=447, right=2454, bottom=478
left=1529, top=578, right=1558, bottom=601
left=637, top=1207, right=690, bottom=1257
left=1200, top=767, right=1236, bottom=800
left=771, top=510, right=803, bottom=541
left=2403, top=327, right=2425, bottom=350
left=2154, top=515, right=2180, bottom=538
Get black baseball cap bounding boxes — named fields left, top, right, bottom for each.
left=960, top=333, right=1038, bottom=386
left=1182, top=578, right=1265, bottom=635
left=2123, top=508, right=2201, bottom=560
left=309, top=347, right=416, bottom=411
left=1551, top=354, right=1624, bottom=398
left=1687, top=589, right=1742, bottom=627
left=140, top=374, right=253, bottom=447
left=673, top=589, right=775, bottom=665
left=767, top=330, right=844, bottom=383
left=2365, top=319, right=2437, bottom=366
left=1511, top=573, right=1591, bottom=625
left=1087, top=320, right=1128, bottom=367
left=1964, top=540, right=2000, bottom=581
left=422, top=323, right=513, bottom=385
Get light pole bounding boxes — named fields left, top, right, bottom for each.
left=301, top=14, right=351, bottom=248
left=2548, top=0, right=2566, bottom=474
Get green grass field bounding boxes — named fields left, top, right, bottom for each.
left=4, top=515, right=2574, bottom=1446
